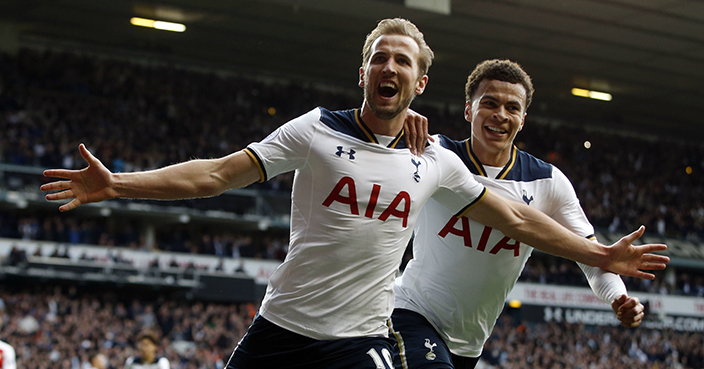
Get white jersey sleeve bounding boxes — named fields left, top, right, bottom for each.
left=245, top=108, right=320, bottom=181
left=547, top=167, right=594, bottom=237
left=550, top=167, right=627, bottom=304
left=578, top=262, right=628, bottom=304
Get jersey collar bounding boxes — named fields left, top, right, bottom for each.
left=463, top=139, right=518, bottom=179
left=354, top=109, right=407, bottom=149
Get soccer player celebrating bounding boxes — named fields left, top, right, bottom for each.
left=391, top=59, right=649, bottom=369
left=42, top=20, right=667, bottom=369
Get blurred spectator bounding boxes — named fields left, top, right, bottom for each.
left=88, top=351, right=108, bottom=369
left=6, top=246, right=27, bottom=266
left=124, top=332, right=169, bottom=369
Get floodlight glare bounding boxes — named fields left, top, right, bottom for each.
left=571, top=88, right=612, bottom=102
left=130, top=17, right=186, bottom=32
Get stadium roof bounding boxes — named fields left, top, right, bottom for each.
left=2, top=0, right=704, bottom=138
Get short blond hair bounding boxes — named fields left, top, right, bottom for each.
left=361, top=18, right=434, bottom=78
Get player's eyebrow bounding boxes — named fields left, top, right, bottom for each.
left=371, top=49, right=414, bottom=65
left=481, top=94, right=524, bottom=109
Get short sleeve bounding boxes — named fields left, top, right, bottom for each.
left=549, top=166, right=594, bottom=238
left=245, top=108, right=320, bottom=181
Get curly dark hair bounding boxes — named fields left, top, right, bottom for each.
left=464, top=59, right=534, bottom=109
left=138, top=332, right=158, bottom=345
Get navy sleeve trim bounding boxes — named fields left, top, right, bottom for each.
left=244, top=147, right=267, bottom=183
left=454, top=188, right=488, bottom=218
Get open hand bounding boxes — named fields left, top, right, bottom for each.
left=602, top=226, right=669, bottom=279
left=41, top=144, right=117, bottom=212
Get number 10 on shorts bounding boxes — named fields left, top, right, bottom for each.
left=367, top=348, right=393, bottom=369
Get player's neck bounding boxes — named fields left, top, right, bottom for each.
left=359, top=102, right=406, bottom=137
left=471, top=139, right=512, bottom=167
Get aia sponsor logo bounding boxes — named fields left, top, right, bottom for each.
left=439, top=217, right=521, bottom=257
left=322, top=176, right=411, bottom=227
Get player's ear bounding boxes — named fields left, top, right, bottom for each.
left=415, top=75, right=428, bottom=95
left=464, top=101, right=472, bottom=122
left=518, top=112, right=526, bottom=131
left=359, top=67, right=365, bottom=87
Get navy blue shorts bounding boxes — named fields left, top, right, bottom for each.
left=226, top=314, right=396, bottom=369
left=389, top=309, right=479, bottom=369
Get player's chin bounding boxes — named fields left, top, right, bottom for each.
left=373, top=105, right=404, bottom=120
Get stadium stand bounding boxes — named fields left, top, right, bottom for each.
left=479, top=313, right=703, bottom=368
left=0, top=48, right=702, bottom=241
left=1, top=46, right=703, bottom=368
left=0, top=283, right=255, bottom=369
left=1, top=283, right=702, bottom=369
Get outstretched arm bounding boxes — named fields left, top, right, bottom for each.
left=42, top=144, right=261, bottom=212
left=463, top=191, right=669, bottom=279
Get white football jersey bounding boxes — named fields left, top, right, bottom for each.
left=395, top=135, right=595, bottom=357
left=0, top=340, right=16, bottom=369
left=245, top=108, right=486, bottom=340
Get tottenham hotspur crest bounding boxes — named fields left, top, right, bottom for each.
left=424, top=339, right=437, bottom=360
left=522, top=189, right=534, bottom=205
left=411, top=158, right=422, bottom=182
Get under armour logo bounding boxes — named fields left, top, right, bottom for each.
left=411, top=158, right=422, bottom=182
left=522, top=189, right=534, bottom=205
left=424, top=339, right=437, bottom=361
left=544, top=306, right=563, bottom=323
left=335, top=146, right=355, bottom=159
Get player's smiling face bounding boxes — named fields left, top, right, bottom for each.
left=359, top=34, right=427, bottom=120
left=466, top=79, right=527, bottom=167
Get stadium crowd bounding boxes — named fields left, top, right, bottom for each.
left=1, top=47, right=704, bottom=292
left=1, top=284, right=702, bottom=369
left=480, top=315, right=703, bottom=369
left=519, top=255, right=704, bottom=298
left=0, top=284, right=255, bottom=369
left=0, top=48, right=702, bottom=240
left=0, top=43, right=701, bottom=368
